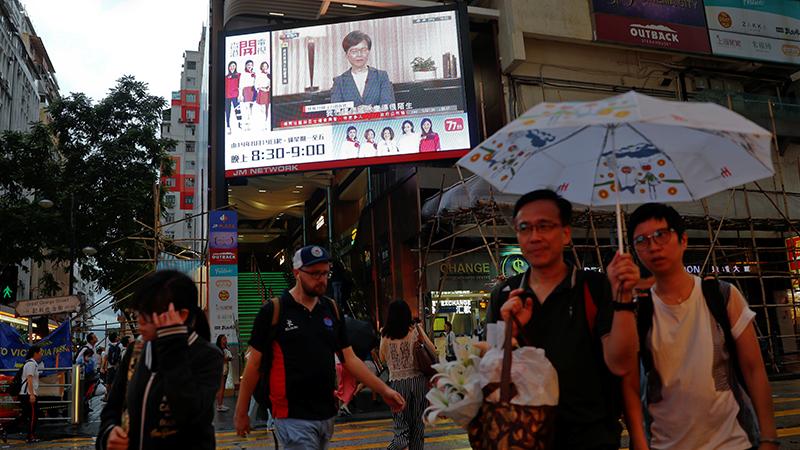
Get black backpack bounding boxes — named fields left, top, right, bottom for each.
left=253, top=295, right=340, bottom=409
left=638, top=278, right=760, bottom=445
left=9, top=359, right=33, bottom=396
left=107, top=343, right=121, bottom=367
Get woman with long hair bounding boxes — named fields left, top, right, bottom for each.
left=419, top=118, right=441, bottom=152
left=255, top=61, right=271, bottom=130
left=224, top=61, right=242, bottom=134
left=215, top=335, right=233, bottom=412
left=241, top=60, right=257, bottom=131
left=379, top=300, right=436, bottom=450
left=97, top=270, right=223, bottom=450
left=396, top=120, right=420, bottom=154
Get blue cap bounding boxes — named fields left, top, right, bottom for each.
left=292, top=245, right=331, bottom=269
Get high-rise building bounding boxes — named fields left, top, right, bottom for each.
left=160, top=29, right=209, bottom=258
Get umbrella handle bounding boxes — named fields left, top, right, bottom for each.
left=615, top=181, right=625, bottom=254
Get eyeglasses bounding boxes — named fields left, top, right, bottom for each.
left=347, top=48, right=370, bottom=56
left=633, top=228, right=675, bottom=250
left=514, top=221, right=561, bottom=235
left=299, top=268, right=332, bottom=280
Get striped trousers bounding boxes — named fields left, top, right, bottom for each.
left=388, top=374, right=428, bottom=450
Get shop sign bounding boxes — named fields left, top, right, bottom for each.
left=787, top=236, right=800, bottom=288
left=592, top=0, right=711, bottom=54
left=705, top=0, right=800, bottom=64
left=209, top=211, right=238, bottom=345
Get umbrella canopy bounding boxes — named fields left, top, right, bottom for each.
left=457, top=91, right=774, bottom=206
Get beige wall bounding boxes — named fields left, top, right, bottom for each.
left=496, top=0, right=594, bottom=73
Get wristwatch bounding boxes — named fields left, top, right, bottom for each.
left=612, top=299, right=638, bottom=312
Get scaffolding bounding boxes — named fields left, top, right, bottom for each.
left=419, top=100, right=800, bottom=376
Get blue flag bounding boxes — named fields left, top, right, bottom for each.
left=0, top=321, right=72, bottom=375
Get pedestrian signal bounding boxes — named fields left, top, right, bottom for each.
left=0, top=265, right=17, bottom=305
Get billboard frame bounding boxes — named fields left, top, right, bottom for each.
left=217, top=3, right=479, bottom=178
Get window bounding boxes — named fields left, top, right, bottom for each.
left=185, top=195, right=194, bottom=206
left=164, top=230, right=175, bottom=240
left=164, top=213, right=175, bottom=223
left=186, top=61, right=197, bottom=70
left=164, top=177, right=176, bottom=188
left=186, top=160, right=196, bottom=170
left=164, top=195, right=176, bottom=208
left=185, top=141, right=195, bottom=152
left=185, top=177, right=195, bottom=188
left=186, top=93, right=197, bottom=103
left=186, top=109, right=196, bottom=122
left=187, top=125, right=195, bottom=136
left=185, top=213, right=193, bottom=230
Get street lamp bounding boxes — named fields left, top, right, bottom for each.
left=38, top=197, right=96, bottom=296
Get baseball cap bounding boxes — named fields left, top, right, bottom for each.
left=292, top=245, right=331, bottom=269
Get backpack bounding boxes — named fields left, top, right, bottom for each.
left=74, top=345, right=90, bottom=364
left=9, top=359, right=33, bottom=396
left=637, top=278, right=760, bottom=445
left=107, top=343, right=121, bottom=367
left=252, top=295, right=341, bottom=409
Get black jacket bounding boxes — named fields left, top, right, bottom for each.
left=97, top=325, right=223, bottom=450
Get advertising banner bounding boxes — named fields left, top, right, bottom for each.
left=0, top=321, right=71, bottom=375
left=706, top=0, right=800, bottom=64
left=209, top=211, right=239, bottom=345
left=592, top=0, right=711, bottom=54
left=223, top=7, right=474, bottom=176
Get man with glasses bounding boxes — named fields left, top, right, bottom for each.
left=235, top=245, right=404, bottom=448
left=488, top=189, right=641, bottom=450
left=330, top=30, right=395, bottom=109
left=626, top=203, right=778, bottom=450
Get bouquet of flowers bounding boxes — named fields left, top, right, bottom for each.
left=423, top=338, right=484, bottom=427
left=423, top=322, right=559, bottom=435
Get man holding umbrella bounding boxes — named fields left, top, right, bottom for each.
left=490, top=189, right=641, bottom=450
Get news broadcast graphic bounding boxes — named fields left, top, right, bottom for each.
left=223, top=5, right=476, bottom=177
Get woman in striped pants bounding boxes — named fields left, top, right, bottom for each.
left=380, top=300, right=437, bottom=450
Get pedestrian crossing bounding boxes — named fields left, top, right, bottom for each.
left=13, top=390, right=800, bottom=449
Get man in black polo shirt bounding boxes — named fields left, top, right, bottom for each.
left=487, top=190, right=640, bottom=450
left=235, top=245, right=404, bottom=448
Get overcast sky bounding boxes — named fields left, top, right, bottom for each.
left=21, top=0, right=208, bottom=329
left=22, top=0, right=208, bottom=104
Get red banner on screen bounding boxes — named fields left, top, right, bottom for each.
left=594, top=13, right=711, bottom=54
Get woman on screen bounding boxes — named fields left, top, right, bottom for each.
left=363, top=129, right=378, bottom=155
left=419, top=118, right=441, bottom=152
left=224, top=62, right=242, bottom=135
left=339, top=126, right=361, bottom=160
left=241, top=60, right=257, bottom=131
left=330, top=31, right=396, bottom=109
left=396, top=120, right=420, bottom=154
left=255, top=61, right=271, bottom=131
left=377, top=127, right=399, bottom=153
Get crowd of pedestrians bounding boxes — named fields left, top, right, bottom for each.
left=11, top=188, right=781, bottom=449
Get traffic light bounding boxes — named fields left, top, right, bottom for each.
left=0, top=265, right=18, bottom=305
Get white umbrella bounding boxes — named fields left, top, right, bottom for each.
left=457, top=91, right=774, bottom=249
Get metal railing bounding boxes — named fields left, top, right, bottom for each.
left=0, top=366, right=81, bottom=424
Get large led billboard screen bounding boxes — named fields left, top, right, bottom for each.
left=222, top=5, right=477, bottom=177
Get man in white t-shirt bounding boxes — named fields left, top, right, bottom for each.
left=625, top=203, right=778, bottom=450
left=19, top=345, right=43, bottom=443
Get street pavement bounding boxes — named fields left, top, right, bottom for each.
left=4, top=379, right=800, bottom=449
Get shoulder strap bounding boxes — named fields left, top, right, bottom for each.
left=583, top=281, right=597, bottom=336
left=324, top=296, right=340, bottom=320
left=637, top=290, right=656, bottom=374
left=701, top=279, right=745, bottom=386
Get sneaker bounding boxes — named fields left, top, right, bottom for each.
left=217, top=405, right=230, bottom=412
left=338, top=405, right=351, bottom=416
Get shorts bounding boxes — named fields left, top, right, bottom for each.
left=274, top=417, right=335, bottom=450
